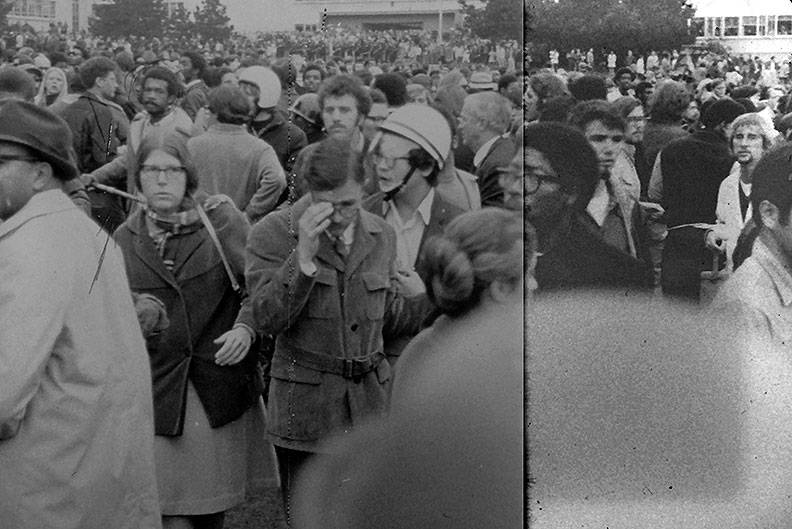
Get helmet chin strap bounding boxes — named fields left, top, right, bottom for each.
left=383, top=166, right=416, bottom=202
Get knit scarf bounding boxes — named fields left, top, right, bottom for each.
left=144, top=196, right=203, bottom=271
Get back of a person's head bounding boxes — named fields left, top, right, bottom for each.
left=0, top=66, right=37, bottom=102
left=182, top=50, right=207, bottom=75
left=524, top=121, right=600, bottom=210
left=433, top=84, right=467, bottom=118
left=305, top=136, right=365, bottom=191
left=418, top=208, right=526, bottom=318
left=373, top=72, right=408, bottom=107
left=539, top=94, right=577, bottom=123
left=529, top=72, right=568, bottom=102
left=568, top=74, right=607, bottom=102
left=700, top=97, right=744, bottom=130
left=208, top=85, right=251, bottom=125
left=79, top=56, right=117, bottom=89
left=733, top=97, right=757, bottom=114
left=464, top=92, right=512, bottom=135
left=647, top=80, right=690, bottom=124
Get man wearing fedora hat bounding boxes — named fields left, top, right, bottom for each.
left=0, top=100, right=162, bottom=528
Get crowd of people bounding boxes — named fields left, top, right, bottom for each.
left=0, top=23, right=524, bottom=529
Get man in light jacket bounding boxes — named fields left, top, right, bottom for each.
left=0, top=101, right=161, bottom=529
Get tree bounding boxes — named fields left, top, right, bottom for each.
left=0, top=0, right=12, bottom=31
left=194, top=0, right=232, bottom=41
left=527, top=0, right=696, bottom=62
left=90, top=0, right=167, bottom=39
left=459, top=0, right=524, bottom=41
left=166, top=4, right=195, bottom=39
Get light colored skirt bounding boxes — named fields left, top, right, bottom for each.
left=155, top=381, right=279, bottom=515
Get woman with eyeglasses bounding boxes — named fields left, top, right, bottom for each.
left=113, top=131, right=276, bottom=529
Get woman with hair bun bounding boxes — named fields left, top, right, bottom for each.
left=390, top=207, right=531, bottom=407
left=293, top=208, right=529, bottom=529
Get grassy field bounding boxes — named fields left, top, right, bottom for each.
left=225, top=487, right=287, bottom=529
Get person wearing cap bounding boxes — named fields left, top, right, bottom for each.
left=238, top=65, right=307, bottom=174
left=245, top=137, right=425, bottom=523
left=652, top=98, right=745, bottom=300
left=607, top=67, right=636, bottom=102
left=466, top=70, right=497, bottom=94
left=458, top=91, right=515, bottom=207
left=0, top=100, right=161, bottom=528
left=87, top=67, right=193, bottom=201
left=364, top=103, right=466, bottom=361
left=707, top=113, right=773, bottom=275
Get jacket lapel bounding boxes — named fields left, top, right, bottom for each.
left=346, top=211, right=383, bottom=277
left=419, top=193, right=453, bottom=254
left=315, top=234, right=346, bottom=272
left=128, top=212, right=181, bottom=291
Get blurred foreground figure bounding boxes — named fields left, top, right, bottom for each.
left=529, top=290, right=792, bottom=527
left=0, top=101, right=161, bottom=527
left=292, top=208, right=528, bottom=529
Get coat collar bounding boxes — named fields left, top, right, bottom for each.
left=124, top=208, right=199, bottom=291
left=754, top=231, right=792, bottom=307
left=0, top=190, right=76, bottom=240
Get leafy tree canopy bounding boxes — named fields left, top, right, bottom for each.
left=166, top=4, right=195, bottom=39
left=194, top=0, right=233, bottom=41
left=0, top=0, right=12, bottom=31
left=459, top=0, right=525, bottom=41
left=528, top=0, right=696, bottom=56
left=90, top=0, right=168, bottom=39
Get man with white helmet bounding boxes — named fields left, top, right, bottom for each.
left=238, top=65, right=307, bottom=173
left=364, top=103, right=466, bottom=363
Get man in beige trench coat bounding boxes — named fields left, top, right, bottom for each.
left=0, top=100, right=162, bottom=529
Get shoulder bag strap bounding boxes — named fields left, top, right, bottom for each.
left=195, top=201, right=242, bottom=294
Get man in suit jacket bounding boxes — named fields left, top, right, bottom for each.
left=458, top=92, right=515, bottom=207
left=708, top=113, right=772, bottom=273
left=245, top=137, right=426, bottom=523
left=364, top=104, right=466, bottom=360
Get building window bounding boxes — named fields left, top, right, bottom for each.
left=778, top=15, right=792, bottom=35
left=767, top=15, right=776, bottom=35
left=692, top=17, right=704, bottom=37
left=742, top=16, right=757, bottom=36
left=723, top=16, right=739, bottom=36
left=758, top=15, right=766, bottom=36
left=11, top=0, right=56, bottom=18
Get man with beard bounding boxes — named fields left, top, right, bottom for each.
left=506, top=122, right=653, bottom=290
left=86, top=67, right=192, bottom=197
left=288, top=75, right=372, bottom=200
left=708, top=113, right=773, bottom=273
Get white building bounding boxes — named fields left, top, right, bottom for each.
left=176, top=0, right=460, bottom=34
left=692, top=0, right=792, bottom=58
left=8, top=0, right=98, bottom=32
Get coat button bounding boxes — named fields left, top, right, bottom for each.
left=350, top=323, right=359, bottom=332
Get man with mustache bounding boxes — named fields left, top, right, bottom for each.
left=288, top=75, right=373, bottom=201
left=85, top=67, right=192, bottom=198
left=708, top=113, right=773, bottom=273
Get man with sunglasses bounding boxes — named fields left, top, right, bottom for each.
left=246, top=136, right=425, bottom=524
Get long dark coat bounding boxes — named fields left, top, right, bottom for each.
left=114, top=197, right=258, bottom=436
